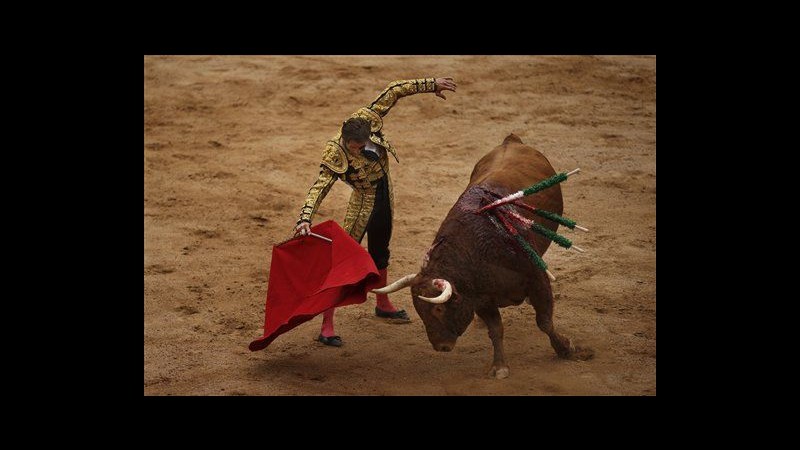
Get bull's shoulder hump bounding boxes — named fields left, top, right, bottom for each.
left=492, top=141, right=549, bottom=163
left=503, top=133, right=524, bottom=145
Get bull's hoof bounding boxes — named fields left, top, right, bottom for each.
left=558, top=344, right=595, bottom=361
left=489, top=365, right=510, bottom=379
left=569, top=346, right=595, bottom=361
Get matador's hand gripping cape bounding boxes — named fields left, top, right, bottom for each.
left=297, top=78, right=438, bottom=242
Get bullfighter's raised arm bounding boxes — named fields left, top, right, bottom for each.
left=367, top=77, right=457, bottom=117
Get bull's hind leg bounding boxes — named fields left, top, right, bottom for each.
left=475, top=306, right=509, bottom=379
left=528, top=271, right=594, bottom=360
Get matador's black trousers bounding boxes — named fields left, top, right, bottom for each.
left=363, top=175, right=392, bottom=270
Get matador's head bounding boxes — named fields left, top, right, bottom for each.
left=341, top=117, right=371, bottom=156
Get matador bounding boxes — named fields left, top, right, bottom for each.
left=293, top=77, right=457, bottom=346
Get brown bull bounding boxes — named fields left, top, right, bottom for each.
left=374, top=134, right=592, bottom=379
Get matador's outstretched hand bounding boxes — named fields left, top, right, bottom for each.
left=294, top=221, right=311, bottom=236
left=435, top=77, right=457, bottom=100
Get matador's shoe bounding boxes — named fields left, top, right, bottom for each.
left=375, top=307, right=411, bottom=323
left=317, top=335, right=343, bottom=347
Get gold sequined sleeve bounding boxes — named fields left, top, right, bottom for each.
left=367, top=78, right=437, bottom=117
left=297, top=165, right=338, bottom=224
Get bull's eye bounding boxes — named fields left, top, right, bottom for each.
left=432, top=304, right=445, bottom=317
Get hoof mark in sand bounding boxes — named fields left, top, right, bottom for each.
left=146, top=264, right=175, bottom=274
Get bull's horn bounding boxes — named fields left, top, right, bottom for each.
left=418, top=279, right=453, bottom=304
left=371, top=274, right=417, bottom=294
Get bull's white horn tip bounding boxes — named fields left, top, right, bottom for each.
left=418, top=278, right=453, bottom=304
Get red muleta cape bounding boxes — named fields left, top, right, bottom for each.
left=249, top=220, right=382, bottom=351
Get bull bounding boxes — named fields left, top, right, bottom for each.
left=373, top=134, right=592, bottom=379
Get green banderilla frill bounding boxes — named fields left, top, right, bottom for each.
left=522, top=172, right=568, bottom=196
left=531, top=223, right=572, bottom=249
left=487, top=214, right=548, bottom=271
left=514, top=234, right=548, bottom=271
left=533, top=209, right=577, bottom=229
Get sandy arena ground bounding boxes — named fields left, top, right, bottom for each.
left=144, top=55, right=656, bottom=395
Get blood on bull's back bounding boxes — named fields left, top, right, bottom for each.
left=467, top=133, right=563, bottom=256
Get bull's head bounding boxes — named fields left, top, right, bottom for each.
left=372, top=274, right=474, bottom=352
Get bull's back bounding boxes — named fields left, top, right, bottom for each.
left=467, top=134, right=564, bottom=255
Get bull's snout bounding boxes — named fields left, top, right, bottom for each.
left=434, top=342, right=454, bottom=352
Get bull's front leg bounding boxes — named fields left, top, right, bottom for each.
left=476, top=306, right=509, bottom=379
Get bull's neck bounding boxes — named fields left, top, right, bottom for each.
left=422, top=185, right=502, bottom=293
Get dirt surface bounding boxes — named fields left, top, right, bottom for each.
left=144, top=55, right=656, bottom=395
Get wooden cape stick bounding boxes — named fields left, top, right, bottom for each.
left=310, top=232, right=332, bottom=243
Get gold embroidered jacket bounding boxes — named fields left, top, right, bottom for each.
left=297, top=78, right=438, bottom=242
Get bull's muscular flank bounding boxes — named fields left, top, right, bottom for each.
left=373, top=134, right=593, bottom=379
